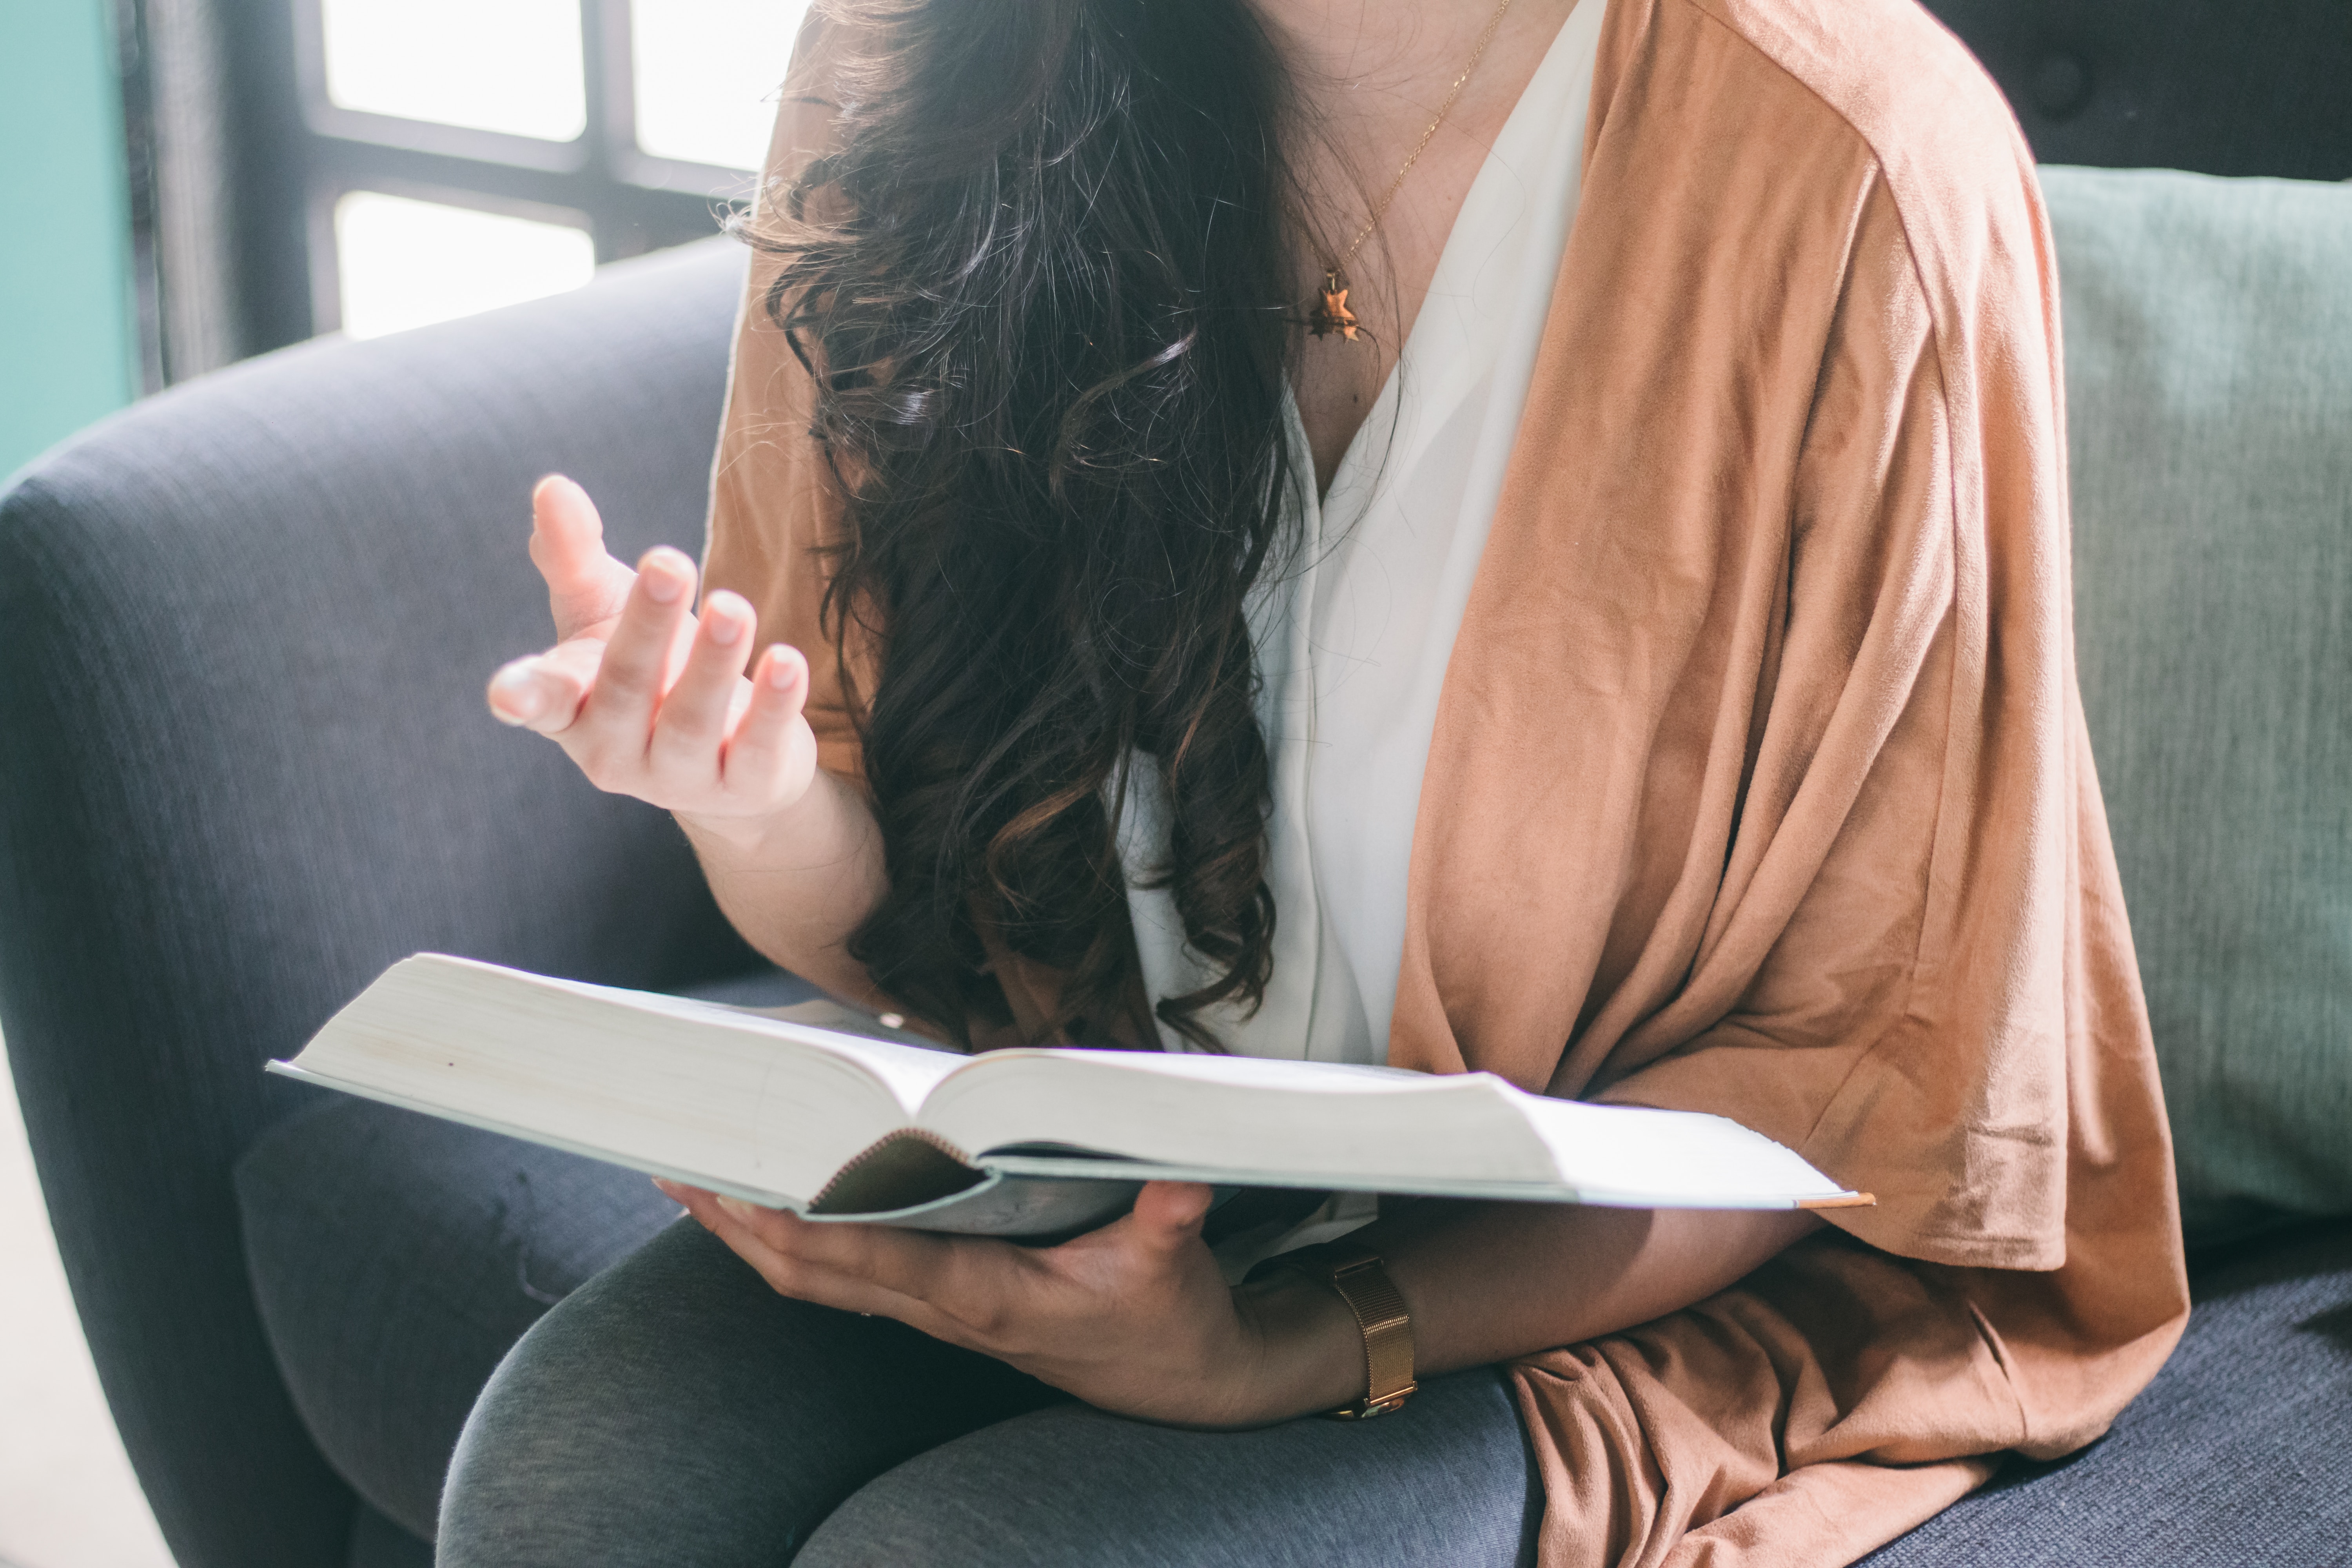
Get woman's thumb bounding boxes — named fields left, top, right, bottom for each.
left=529, top=475, right=635, bottom=638
left=1128, top=1181, right=1215, bottom=1253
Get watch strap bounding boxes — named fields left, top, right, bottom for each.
left=1283, top=1245, right=1417, bottom=1418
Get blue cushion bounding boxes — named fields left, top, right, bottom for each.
left=1858, top=1220, right=2352, bottom=1564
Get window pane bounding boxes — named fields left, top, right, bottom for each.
left=632, top=0, right=812, bottom=170
left=322, top=0, right=586, bottom=142
left=335, top=192, right=596, bottom=339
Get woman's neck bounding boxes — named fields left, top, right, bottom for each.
left=1250, top=0, right=1511, bottom=87
left=1254, top=0, right=1583, bottom=492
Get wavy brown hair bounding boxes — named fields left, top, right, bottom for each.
left=755, top=0, right=1308, bottom=1047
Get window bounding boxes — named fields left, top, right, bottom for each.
left=331, top=189, right=598, bottom=340
left=119, top=0, right=811, bottom=376
left=299, top=0, right=809, bottom=338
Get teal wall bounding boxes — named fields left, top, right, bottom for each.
left=0, top=0, right=135, bottom=482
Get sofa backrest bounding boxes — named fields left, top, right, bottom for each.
left=1925, top=0, right=2352, bottom=180
left=2043, top=166, right=2352, bottom=1244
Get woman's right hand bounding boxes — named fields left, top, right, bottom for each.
left=485, top=475, right=820, bottom=838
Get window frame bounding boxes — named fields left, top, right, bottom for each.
left=151, top=0, right=767, bottom=357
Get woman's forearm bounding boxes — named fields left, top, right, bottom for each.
left=1388, top=1200, right=1824, bottom=1375
left=677, top=768, right=891, bottom=1007
left=1243, top=1200, right=1825, bottom=1415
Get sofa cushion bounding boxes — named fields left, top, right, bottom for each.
left=2043, top=165, right=2352, bottom=1244
left=236, top=1099, right=679, bottom=1543
left=1857, top=1219, right=2352, bottom=1564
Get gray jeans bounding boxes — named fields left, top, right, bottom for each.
left=436, top=1219, right=1543, bottom=1566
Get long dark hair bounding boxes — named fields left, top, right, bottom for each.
left=756, top=0, right=1307, bottom=1047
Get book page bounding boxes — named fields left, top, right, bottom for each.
left=1513, top=1096, right=1855, bottom=1207
left=924, top=1049, right=1858, bottom=1207
left=570, top=979, right=967, bottom=1112
left=274, top=955, right=966, bottom=1205
left=922, top=1049, right=1562, bottom=1188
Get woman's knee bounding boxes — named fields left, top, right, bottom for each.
left=437, top=1216, right=1061, bottom=1567
left=795, top=1368, right=1540, bottom=1568
left=436, top=1218, right=799, bottom=1565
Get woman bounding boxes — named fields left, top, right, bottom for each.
left=451, top=0, right=2187, bottom=1562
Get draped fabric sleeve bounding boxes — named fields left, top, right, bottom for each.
left=1392, top=0, right=2183, bottom=1296
left=1386, top=0, right=2188, bottom=1557
left=701, top=14, right=874, bottom=787
left=1577, top=164, right=2100, bottom=1274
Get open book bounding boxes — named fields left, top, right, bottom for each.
left=271, top=954, right=1870, bottom=1240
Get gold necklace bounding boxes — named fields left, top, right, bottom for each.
left=1308, top=0, right=1517, bottom=342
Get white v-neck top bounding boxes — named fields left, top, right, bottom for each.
left=1120, top=3, right=1604, bottom=1065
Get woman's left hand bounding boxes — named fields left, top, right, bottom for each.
left=654, top=1178, right=1361, bottom=1428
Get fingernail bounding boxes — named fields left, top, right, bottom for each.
left=651, top=1176, right=685, bottom=1201
left=643, top=565, right=685, bottom=604
left=716, top=1194, right=758, bottom=1224
left=763, top=647, right=797, bottom=689
left=487, top=666, right=544, bottom=722
left=708, top=607, right=743, bottom=646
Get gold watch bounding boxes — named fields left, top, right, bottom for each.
left=1279, top=1244, right=1417, bottom=1419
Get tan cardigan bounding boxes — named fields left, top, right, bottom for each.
left=705, top=0, right=2190, bottom=1560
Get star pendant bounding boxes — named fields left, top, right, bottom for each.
left=1312, top=280, right=1361, bottom=342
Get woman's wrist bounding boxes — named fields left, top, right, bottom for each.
left=674, top=778, right=826, bottom=858
left=675, top=770, right=892, bottom=1004
left=1231, top=1267, right=1374, bottom=1423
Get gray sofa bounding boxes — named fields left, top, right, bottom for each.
left=5, top=62, right=2349, bottom=1568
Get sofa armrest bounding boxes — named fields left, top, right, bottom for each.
left=0, top=237, right=755, bottom=1568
